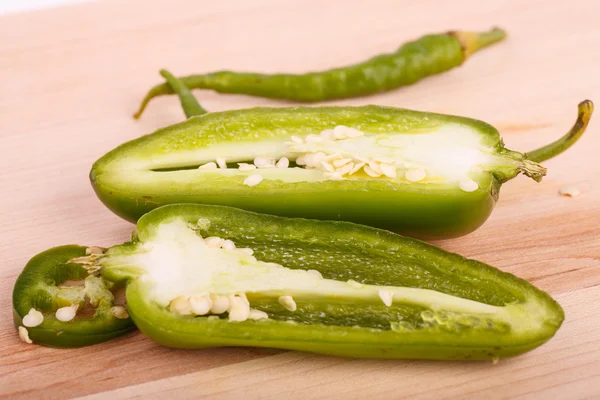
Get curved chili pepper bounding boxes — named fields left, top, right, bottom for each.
left=13, top=245, right=135, bottom=347
left=133, top=28, right=506, bottom=118
left=91, top=101, right=592, bottom=239
left=31, top=203, right=562, bottom=359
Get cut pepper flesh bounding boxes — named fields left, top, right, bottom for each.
left=92, top=106, right=550, bottom=238
left=94, top=204, right=563, bottom=360
left=12, top=246, right=135, bottom=348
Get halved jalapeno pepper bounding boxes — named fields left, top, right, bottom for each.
left=91, top=101, right=592, bottom=239
left=63, top=203, right=564, bottom=360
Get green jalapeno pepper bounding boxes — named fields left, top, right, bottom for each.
left=91, top=101, right=593, bottom=239
left=134, top=28, right=506, bottom=118
left=34, top=203, right=561, bottom=359
left=13, top=245, right=135, bottom=347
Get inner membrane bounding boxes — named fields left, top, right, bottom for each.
left=103, top=219, right=520, bottom=331
left=148, top=124, right=515, bottom=188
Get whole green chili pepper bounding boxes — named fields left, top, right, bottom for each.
left=91, top=101, right=592, bottom=239
left=22, top=204, right=563, bottom=359
left=133, top=28, right=506, bottom=118
left=13, top=245, right=135, bottom=348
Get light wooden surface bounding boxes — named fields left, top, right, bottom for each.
left=1, top=0, right=599, bottom=398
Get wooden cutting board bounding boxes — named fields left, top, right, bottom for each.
left=1, top=0, right=599, bottom=398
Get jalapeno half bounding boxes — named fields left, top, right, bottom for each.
left=91, top=102, right=592, bottom=239
left=75, top=204, right=562, bottom=360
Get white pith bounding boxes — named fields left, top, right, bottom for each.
left=104, top=219, right=553, bottom=331
left=144, top=125, right=517, bottom=191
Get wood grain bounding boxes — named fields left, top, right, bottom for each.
left=0, top=0, right=598, bottom=398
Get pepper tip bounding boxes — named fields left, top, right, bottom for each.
left=452, top=27, right=507, bottom=58
left=578, top=99, right=594, bottom=118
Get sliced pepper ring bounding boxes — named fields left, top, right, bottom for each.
left=13, top=245, right=135, bottom=348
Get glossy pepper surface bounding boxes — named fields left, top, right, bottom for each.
left=134, top=28, right=506, bottom=118
left=13, top=245, right=135, bottom=347
left=57, top=204, right=563, bottom=359
left=91, top=102, right=593, bottom=239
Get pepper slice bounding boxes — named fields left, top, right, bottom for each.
left=13, top=245, right=135, bottom=347
left=134, top=28, right=506, bottom=118
left=78, top=204, right=563, bottom=360
left=91, top=102, right=593, bottom=239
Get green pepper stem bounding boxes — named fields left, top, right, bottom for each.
left=526, top=100, right=594, bottom=163
left=452, top=27, right=507, bottom=58
left=519, top=160, right=546, bottom=183
left=158, top=69, right=208, bottom=119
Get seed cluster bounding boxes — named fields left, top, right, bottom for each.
left=195, top=125, right=480, bottom=192
left=169, top=292, right=271, bottom=322
left=198, top=155, right=290, bottom=187
left=163, top=228, right=405, bottom=322
left=165, top=233, right=304, bottom=322
left=287, top=126, right=438, bottom=183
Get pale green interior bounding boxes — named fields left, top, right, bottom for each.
left=137, top=126, right=519, bottom=184
left=102, top=219, right=553, bottom=334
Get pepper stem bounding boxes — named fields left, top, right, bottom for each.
left=526, top=100, right=594, bottom=163
left=519, top=160, right=547, bottom=183
left=159, top=69, right=208, bottom=119
left=452, top=27, right=507, bottom=58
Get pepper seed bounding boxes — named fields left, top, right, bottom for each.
left=278, top=295, right=297, bottom=312
left=378, top=289, right=393, bottom=307
left=18, top=326, right=32, bottom=344
left=198, top=162, right=218, bottom=170
left=238, top=163, right=257, bottom=171
left=244, top=174, right=264, bottom=187
left=276, top=157, right=290, bottom=168
left=216, top=157, right=227, bottom=169
left=56, top=304, right=79, bottom=322
left=22, top=308, right=44, bottom=327
left=459, top=178, right=479, bottom=192
left=405, top=169, right=426, bottom=182
left=559, top=185, right=581, bottom=197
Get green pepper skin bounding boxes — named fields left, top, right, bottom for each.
left=109, top=204, right=563, bottom=360
left=91, top=104, right=576, bottom=239
left=13, top=246, right=135, bottom=348
left=94, top=174, right=497, bottom=240
left=134, top=29, right=506, bottom=118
